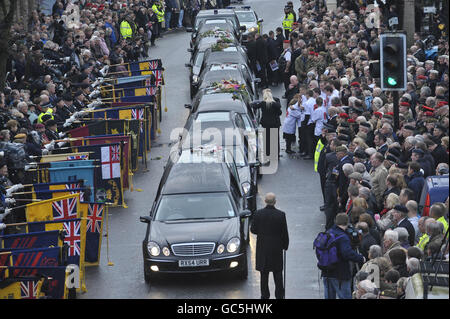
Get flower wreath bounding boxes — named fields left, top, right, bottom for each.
left=208, top=79, right=249, bottom=100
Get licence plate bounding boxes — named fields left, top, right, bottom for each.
left=178, top=259, right=209, bottom=267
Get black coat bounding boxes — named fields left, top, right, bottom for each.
left=252, top=99, right=282, bottom=128
left=398, top=218, right=416, bottom=247
left=255, top=37, right=268, bottom=65
left=431, top=144, right=448, bottom=169
left=251, top=205, right=289, bottom=272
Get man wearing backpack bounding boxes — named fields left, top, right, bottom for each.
left=319, top=213, right=365, bottom=299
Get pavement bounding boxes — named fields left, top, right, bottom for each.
left=81, top=0, right=326, bottom=299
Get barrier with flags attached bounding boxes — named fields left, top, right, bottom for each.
left=0, top=58, right=165, bottom=299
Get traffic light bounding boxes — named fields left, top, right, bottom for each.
left=368, top=40, right=381, bottom=78
left=380, top=33, right=407, bottom=91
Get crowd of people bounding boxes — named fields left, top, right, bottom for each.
left=243, top=0, right=449, bottom=299
left=1, top=0, right=222, bottom=227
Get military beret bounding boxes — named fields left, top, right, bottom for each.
left=14, top=133, right=27, bottom=140
left=380, top=289, right=397, bottom=298
left=323, top=123, right=336, bottom=132
left=403, top=125, right=415, bottom=131
left=340, top=122, right=350, bottom=128
left=354, top=149, right=367, bottom=159
left=374, top=111, right=383, bottom=118
left=338, top=134, right=351, bottom=142
left=339, top=112, right=349, bottom=118
left=400, top=101, right=410, bottom=107
left=351, top=81, right=360, bottom=87
left=41, top=102, right=52, bottom=108
left=422, top=105, right=435, bottom=112
left=328, top=40, right=336, bottom=45
left=347, top=118, right=356, bottom=123
left=437, top=101, right=448, bottom=108
left=397, top=162, right=408, bottom=169
left=394, top=205, right=408, bottom=214
left=350, top=107, right=364, bottom=114
left=417, top=75, right=428, bottom=80
left=424, top=111, right=435, bottom=117
left=360, top=180, right=372, bottom=189
left=388, top=147, right=401, bottom=158
left=335, top=145, right=348, bottom=153
left=386, top=112, right=394, bottom=116
left=45, top=119, right=57, bottom=127
left=385, top=154, right=399, bottom=163
left=360, top=122, right=371, bottom=128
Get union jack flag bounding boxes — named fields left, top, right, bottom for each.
left=111, top=145, right=120, bottom=162
left=132, top=108, right=145, bottom=132
left=21, top=280, right=38, bottom=299
left=87, top=203, right=104, bottom=233
left=67, top=154, right=88, bottom=160
left=148, top=60, right=159, bottom=70
left=154, top=70, right=162, bottom=86
left=65, top=183, right=84, bottom=202
left=64, top=220, right=81, bottom=257
left=52, top=196, right=78, bottom=221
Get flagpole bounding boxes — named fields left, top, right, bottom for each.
left=100, top=85, right=160, bottom=92
left=104, top=203, right=114, bottom=266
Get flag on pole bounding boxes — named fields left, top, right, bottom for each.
left=75, top=143, right=124, bottom=207
left=101, top=144, right=121, bottom=179
left=25, top=193, right=81, bottom=223
left=80, top=202, right=105, bottom=265
left=1, top=230, right=61, bottom=250
left=6, top=266, right=68, bottom=299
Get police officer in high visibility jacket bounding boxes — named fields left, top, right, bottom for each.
left=120, top=14, right=135, bottom=39
left=37, top=102, right=54, bottom=124
left=152, top=1, right=165, bottom=38
left=282, top=6, right=294, bottom=39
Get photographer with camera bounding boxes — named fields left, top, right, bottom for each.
left=318, top=213, right=365, bottom=299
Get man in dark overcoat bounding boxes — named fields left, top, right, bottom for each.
left=251, top=193, right=289, bottom=299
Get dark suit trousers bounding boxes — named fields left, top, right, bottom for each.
left=263, top=127, right=280, bottom=157
left=324, top=182, right=338, bottom=230
left=260, top=271, right=284, bottom=299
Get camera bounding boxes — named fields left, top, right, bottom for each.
left=346, top=223, right=362, bottom=246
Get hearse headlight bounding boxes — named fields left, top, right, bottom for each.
left=227, top=237, right=240, bottom=253
left=147, top=241, right=160, bottom=257
left=162, top=246, right=171, bottom=256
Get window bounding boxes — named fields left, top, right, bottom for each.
left=195, top=112, right=230, bottom=122
left=155, top=193, right=235, bottom=221
left=236, top=12, right=256, bottom=23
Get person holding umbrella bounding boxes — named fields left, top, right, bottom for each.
left=251, top=192, right=289, bottom=299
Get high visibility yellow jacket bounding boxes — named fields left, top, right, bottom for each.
left=37, top=109, right=54, bottom=124
left=282, top=12, right=294, bottom=31
left=416, top=233, right=429, bottom=251
left=437, top=216, right=449, bottom=235
left=152, top=4, right=165, bottom=23
left=314, top=139, right=324, bottom=172
left=120, top=20, right=133, bottom=39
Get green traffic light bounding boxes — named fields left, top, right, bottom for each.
left=387, top=77, right=397, bottom=86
